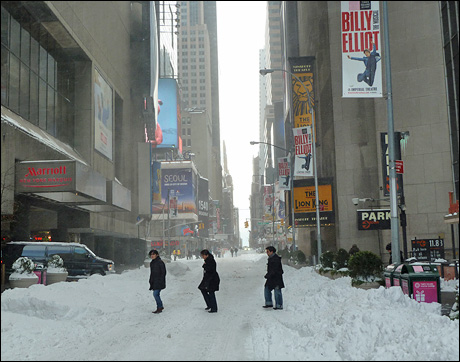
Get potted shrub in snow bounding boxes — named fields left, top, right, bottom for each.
left=45, top=255, right=68, bottom=285
left=9, top=256, right=39, bottom=288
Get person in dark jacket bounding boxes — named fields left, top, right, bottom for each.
left=386, top=243, right=404, bottom=265
left=149, top=249, right=166, bottom=314
left=263, top=246, right=285, bottom=310
left=198, top=249, right=220, bottom=313
left=348, top=244, right=360, bottom=256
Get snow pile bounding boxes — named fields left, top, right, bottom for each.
left=1, top=251, right=459, bottom=361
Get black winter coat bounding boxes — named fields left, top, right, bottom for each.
left=265, top=253, right=285, bottom=289
left=149, top=257, right=166, bottom=290
left=198, top=254, right=220, bottom=292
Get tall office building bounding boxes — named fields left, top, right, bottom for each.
left=1, top=1, right=158, bottom=265
left=278, top=1, right=459, bottom=261
left=177, top=1, right=222, bottom=205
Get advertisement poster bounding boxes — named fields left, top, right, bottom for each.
left=293, top=180, right=335, bottom=227
left=278, top=157, right=291, bottom=190
left=156, top=78, right=181, bottom=149
left=288, top=56, right=316, bottom=132
left=341, top=1, right=383, bottom=98
left=155, top=168, right=196, bottom=216
left=197, top=176, right=209, bottom=237
left=263, top=185, right=274, bottom=222
left=413, top=281, right=438, bottom=303
left=380, top=132, right=404, bottom=197
left=293, top=126, right=313, bottom=177
left=152, top=161, right=162, bottom=204
left=94, top=68, right=113, bottom=160
left=274, top=182, right=285, bottom=221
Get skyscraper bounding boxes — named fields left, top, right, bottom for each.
left=178, top=1, right=222, bottom=203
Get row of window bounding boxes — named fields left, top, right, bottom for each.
left=181, top=58, right=206, bottom=63
left=180, top=75, right=206, bottom=83
left=181, top=44, right=205, bottom=49
left=181, top=51, right=206, bottom=56
left=1, top=6, right=74, bottom=144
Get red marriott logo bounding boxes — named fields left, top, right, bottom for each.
left=24, top=166, right=67, bottom=177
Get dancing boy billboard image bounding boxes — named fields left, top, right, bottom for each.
left=341, top=1, right=383, bottom=98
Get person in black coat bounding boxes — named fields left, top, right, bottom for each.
left=149, top=249, right=166, bottom=314
left=386, top=243, right=404, bottom=265
left=263, top=246, right=284, bottom=310
left=198, top=249, right=220, bottom=313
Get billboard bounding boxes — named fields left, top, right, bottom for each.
left=380, top=132, right=404, bottom=196
left=288, top=56, right=316, bottom=131
left=156, top=78, right=181, bottom=149
left=197, top=176, right=209, bottom=237
left=94, top=68, right=113, bottom=160
left=263, top=185, right=274, bottom=222
left=152, top=161, right=162, bottom=205
left=278, top=157, right=290, bottom=190
left=293, top=180, right=335, bottom=227
left=293, top=126, right=313, bottom=177
left=341, top=1, right=383, bottom=98
left=155, top=167, right=196, bottom=216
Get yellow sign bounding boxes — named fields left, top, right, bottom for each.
left=293, top=184, right=333, bottom=213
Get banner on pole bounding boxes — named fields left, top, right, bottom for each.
left=288, top=56, right=316, bottom=131
left=341, top=1, right=383, bottom=98
left=278, top=157, right=291, bottom=190
left=293, top=126, right=313, bottom=177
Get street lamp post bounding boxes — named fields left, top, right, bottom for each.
left=259, top=67, right=322, bottom=261
left=250, top=141, right=295, bottom=251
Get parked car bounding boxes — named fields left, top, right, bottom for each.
left=2, top=242, right=115, bottom=282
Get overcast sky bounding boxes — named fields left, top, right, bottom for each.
left=216, top=1, right=267, bottom=246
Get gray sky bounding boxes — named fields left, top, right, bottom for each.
left=216, top=1, right=267, bottom=246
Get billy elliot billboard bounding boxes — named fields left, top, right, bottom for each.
left=341, top=1, right=383, bottom=98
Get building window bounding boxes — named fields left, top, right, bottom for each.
left=1, top=6, right=75, bottom=143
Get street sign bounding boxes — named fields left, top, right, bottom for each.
left=395, top=160, right=404, bottom=174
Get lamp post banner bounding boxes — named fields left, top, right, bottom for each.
left=288, top=56, right=316, bottom=130
left=278, top=157, right=291, bottom=190
left=341, top=1, right=383, bottom=98
left=293, top=126, right=313, bottom=177
left=263, top=185, right=274, bottom=222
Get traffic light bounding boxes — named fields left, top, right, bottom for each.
left=280, top=219, right=284, bottom=226
left=244, top=221, right=249, bottom=228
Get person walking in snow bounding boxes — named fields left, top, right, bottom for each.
left=149, top=249, right=166, bottom=314
left=262, top=246, right=284, bottom=310
left=198, top=249, right=220, bottom=313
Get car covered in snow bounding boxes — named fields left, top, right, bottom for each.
left=2, top=241, right=115, bottom=282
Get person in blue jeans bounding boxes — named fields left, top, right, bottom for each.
left=149, top=249, right=166, bottom=314
left=347, top=41, right=381, bottom=87
left=263, top=246, right=285, bottom=310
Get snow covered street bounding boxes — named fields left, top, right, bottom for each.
left=1, top=250, right=459, bottom=361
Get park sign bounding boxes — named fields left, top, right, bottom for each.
left=357, top=208, right=391, bottom=230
